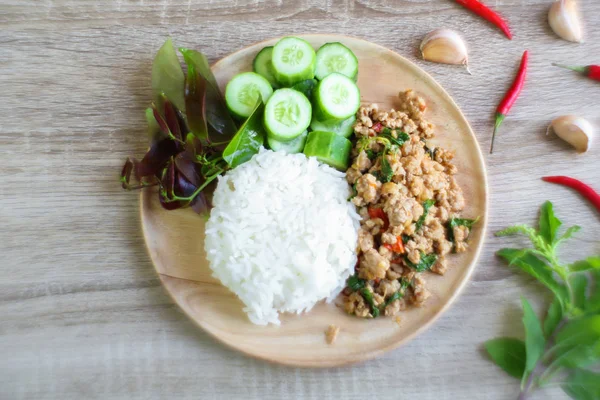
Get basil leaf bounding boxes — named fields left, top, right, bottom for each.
left=557, top=225, right=582, bottom=245
left=152, top=38, right=186, bottom=112
left=347, top=275, right=365, bottom=291
left=222, top=99, right=265, bottom=168
left=521, top=297, right=546, bottom=375
left=562, top=369, right=600, bottom=400
left=291, top=79, right=317, bottom=99
left=551, top=342, right=600, bottom=371
left=380, top=154, right=394, bottom=183
left=380, top=127, right=409, bottom=146
left=570, top=274, right=589, bottom=311
left=497, top=248, right=569, bottom=308
left=484, top=337, right=527, bottom=379
left=180, top=48, right=238, bottom=143
left=586, top=270, right=600, bottom=314
left=415, top=199, right=436, bottom=231
left=360, top=288, right=379, bottom=318
left=383, top=280, right=410, bottom=308
left=570, top=257, right=600, bottom=273
left=447, top=217, right=478, bottom=242
left=183, top=61, right=209, bottom=140
left=553, top=316, right=600, bottom=359
left=544, top=297, right=563, bottom=338
left=539, top=201, right=562, bottom=245
left=405, top=252, right=437, bottom=272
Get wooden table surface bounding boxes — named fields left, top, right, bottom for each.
left=2, top=1, right=599, bottom=399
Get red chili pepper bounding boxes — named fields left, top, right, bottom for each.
left=553, top=63, right=600, bottom=82
left=367, top=207, right=389, bottom=229
left=490, top=50, right=528, bottom=154
left=542, top=176, right=600, bottom=212
left=372, top=122, right=383, bottom=133
left=384, top=236, right=405, bottom=254
left=454, top=0, right=512, bottom=39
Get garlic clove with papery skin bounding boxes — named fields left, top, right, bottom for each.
left=549, top=115, right=594, bottom=153
left=420, top=29, right=469, bottom=71
left=548, top=0, right=584, bottom=43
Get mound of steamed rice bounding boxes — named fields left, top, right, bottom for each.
left=205, top=149, right=360, bottom=325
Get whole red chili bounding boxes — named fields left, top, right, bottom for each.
left=542, top=176, right=600, bottom=213
left=454, top=0, right=512, bottom=39
left=553, top=63, right=600, bottom=82
left=490, top=50, right=529, bottom=154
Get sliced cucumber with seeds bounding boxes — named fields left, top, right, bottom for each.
left=264, top=88, right=312, bottom=142
left=310, top=115, right=356, bottom=138
left=225, top=72, right=273, bottom=119
left=267, top=130, right=308, bottom=154
left=315, top=42, right=358, bottom=81
left=313, top=72, right=361, bottom=122
left=272, top=37, right=316, bottom=87
left=252, top=46, right=279, bottom=88
left=303, top=130, right=352, bottom=171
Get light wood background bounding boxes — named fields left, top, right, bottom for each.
left=1, top=1, right=599, bottom=399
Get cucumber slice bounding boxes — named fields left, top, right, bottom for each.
left=313, top=73, right=361, bottom=121
left=315, top=42, right=359, bottom=81
left=225, top=72, right=273, bottom=119
left=267, top=130, right=308, bottom=154
left=310, top=115, right=356, bottom=138
left=252, top=46, right=279, bottom=88
left=303, top=130, right=352, bottom=171
left=272, top=37, right=316, bottom=87
left=264, top=88, right=312, bottom=142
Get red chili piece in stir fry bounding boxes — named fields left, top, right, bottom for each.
left=553, top=63, right=600, bottom=82
left=454, top=0, right=512, bottom=39
left=490, top=50, right=529, bottom=154
left=542, top=176, right=600, bottom=213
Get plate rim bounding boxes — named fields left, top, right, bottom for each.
left=140, top=33, right=489, bottom=367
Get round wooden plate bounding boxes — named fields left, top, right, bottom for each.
left=141, top=34, right=488, bottom=367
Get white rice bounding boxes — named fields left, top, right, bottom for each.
left=205, top=149, right=360, bottom=325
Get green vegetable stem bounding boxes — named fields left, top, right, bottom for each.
left=485, top=201, right=600, bottom=400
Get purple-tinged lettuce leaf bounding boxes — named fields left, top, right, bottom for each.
left=136, top=138, right=178, bottom=178
left=174, top=151, right=203, bottom=187
left=162, top=97, right=183, bottom=142
left=184, top=62, right=209, bottom=140
left=179, top=48, right=237, bottom=144
left=152, top=38, right=186, bottom=112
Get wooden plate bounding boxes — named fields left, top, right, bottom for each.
left=141, top=34, right=488, bottom=367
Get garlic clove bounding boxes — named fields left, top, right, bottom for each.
left=548, top=0, right=584, bottom=43
left=420, top=29, right=469, bottom=69
left=549, top=115, right=594, bottom=153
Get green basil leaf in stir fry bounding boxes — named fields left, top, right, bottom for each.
left=380, top=153, right=394, bottom=183
left=415, top=199, right=436, bottom=231
left=383, top=279, right=411, bottom=308
left=347, top=274, right=365, bottom=291
left=447, top=216, right=479, bottom=242
left=222, top=98, right=265, bottom=169
left=380, top=127, right=410, bottom=146
left=405, top=252, right=437, bottom=272
left=359, top=288, right=380, bottom=317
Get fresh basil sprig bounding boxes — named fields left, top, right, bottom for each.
left=485, top=201, right=600, bottom=400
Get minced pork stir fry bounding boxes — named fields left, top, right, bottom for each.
left=342, top=90, right=477, bottom=319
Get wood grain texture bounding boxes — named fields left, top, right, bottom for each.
left=1, top=0, right=599, bottom=398
left=141, top=34, right=489, bottom=367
